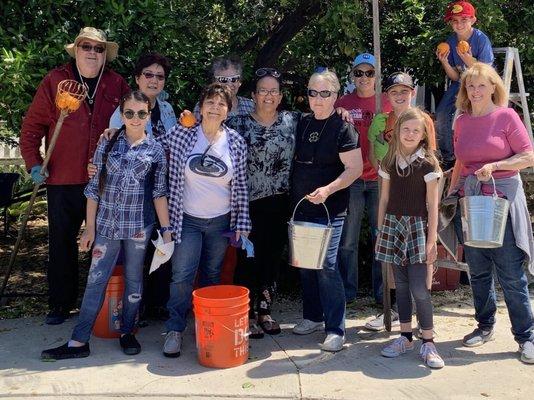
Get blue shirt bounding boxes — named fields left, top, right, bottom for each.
left=85, top=130, right=168, bottom=239
left=446, top=28, right=494, bottom=73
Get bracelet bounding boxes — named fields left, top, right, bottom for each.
left=160, top=226, right=173, bottom=233
left=494, top=162, right=499, bottom=171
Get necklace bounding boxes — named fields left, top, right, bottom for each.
left=77, top=65, right=104, bottom=105
left=303, top=111, right=333, bottom=143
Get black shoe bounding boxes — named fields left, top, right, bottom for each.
left=45, top=308, right=69, bottom=325
left=120, top=333, right=141, bottom=355
left=41, top=342, right=90, bottom=360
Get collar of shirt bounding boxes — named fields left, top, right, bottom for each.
left=117, top=129, right=151, bottom=148
left=397, top=147, right=425, bottom=169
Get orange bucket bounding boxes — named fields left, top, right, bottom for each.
left=192, top=285, right=250, bottom=368
left=93, top=265, right=125, bottom=338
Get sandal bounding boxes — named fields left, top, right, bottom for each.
left=249, top=318, right=264, bottom=339
left=258, top=314, right=281, bottom=335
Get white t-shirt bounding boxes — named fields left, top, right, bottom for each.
left=183, top=127, right=233, bottom=218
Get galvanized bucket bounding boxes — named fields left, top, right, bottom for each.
left=459, top=176, right=510, bottom=248
left=288, top=197, right=334, bottom=269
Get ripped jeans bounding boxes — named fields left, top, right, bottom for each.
left=71, top=224, right=153, bottom=343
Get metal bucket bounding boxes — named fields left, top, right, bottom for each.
left=288, top=197, right=334, bottom=269
left=459, top=176, right=510, bottom=248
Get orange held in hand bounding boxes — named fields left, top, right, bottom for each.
left=180, top=111, right=197, bottom=128
left=457, top=40, right=470, bottom=54
left=437, top=42, right=450, bottom=56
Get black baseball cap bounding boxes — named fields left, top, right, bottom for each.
left=384, top=72, right=415, bottom=92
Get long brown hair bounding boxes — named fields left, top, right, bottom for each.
left=381, top=107, right=440, bottom=176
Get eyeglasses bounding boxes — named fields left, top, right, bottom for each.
left=256, top=88, right=281, bottom=96
left=123, top=110, right=150, bottom=120
left=77, top=43, right=106, bottom=53
left=307, top=89, right=334, bottom=98
left=142, top=71, right=165, bottom=81
left=200, top=144, right=214, bottom=167
left=352, top=69, right=375, bottom=78
left=214, top=75, right=241, bottom=84
left=255, top=68, right=281, bottom=78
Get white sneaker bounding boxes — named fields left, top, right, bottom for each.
left=293, top=319, right=324, bottom=335
left=381, top=336, right=414, bottom=358
left=519, top=340, right=534, bottom=364
left=364, top=310, right=400, bottom=331
left=321, top=333, right=345, bottom=352
left=163, top=331, right=182, bottom=358
left=420, top=342, right=445, bottom=369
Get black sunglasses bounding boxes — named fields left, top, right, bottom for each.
left=255, top=68, right=281, bottom=78
left=78, top=43, right=106, bottom=53
left=214, top=75, right=241, bottom=84
left=123, top=110, right=150, bottom=120
left=352, top=69, right=375, bottom=78
left=307, top=89, right=333, bottom=98
left=200, top=144, right=215, bottom=167
left=142, top=71, right=165, bottom=81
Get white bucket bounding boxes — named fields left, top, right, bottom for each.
left=288, top=197, right=333, bottom=269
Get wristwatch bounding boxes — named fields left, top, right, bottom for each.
left=160, top=226, right=173, bottom=233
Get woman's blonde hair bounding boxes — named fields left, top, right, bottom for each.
left=308, top=69, right=341, bottom=93
left=381, top=107, right=441, bottom=176
left=456, top=62, right=508, bottom=114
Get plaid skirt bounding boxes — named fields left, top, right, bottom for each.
left=375, top=214, right=427, bottom=266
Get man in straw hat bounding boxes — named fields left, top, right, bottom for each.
left=20, top=27, right=130, bottom=325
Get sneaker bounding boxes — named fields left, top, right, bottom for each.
left=120, top=333, right=141, bottom=355
left=420, top=342, right=445, bottom=369
left=45, top=308, right=69, bottom=325
left=381, top=336, right=414, bottom=358
left=41, top=342, right=90, bottom=360
left=163, top=331, right=182, bottom=358
left=321, top=334, right=345, bottom=352
left=293, top=319, right=324, bottom=335
left=364, top=310, right=400, bottom=331
left=519, top=340, right=534, bottom=364
left=462, top=328, right=495, bottom=347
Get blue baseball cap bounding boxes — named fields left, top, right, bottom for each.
left=352, top=53, right=376, bottom=68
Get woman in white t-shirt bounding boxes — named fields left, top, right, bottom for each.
left=157, top=83, right=251, bottom=358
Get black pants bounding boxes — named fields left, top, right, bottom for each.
left=234, top=193, right=289, bottom=317
left=46, top=185, right=86, bottom=310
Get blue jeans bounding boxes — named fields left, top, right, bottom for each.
left=165, top=213, right=230, bottom=332
left=337, top=179, right=381, bottom=303
left=71, top=225, right=153, bottom=343
left=300, top=217, right=346, bottom=336
left=464, top=217, right=534, bottom=343
left=436, top=81, right=459, bottom=166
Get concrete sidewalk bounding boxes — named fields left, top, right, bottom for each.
left=0, top=294, right=533, bottom=400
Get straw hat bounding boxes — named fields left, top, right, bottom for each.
left=64, top=27, right=119, bottom=62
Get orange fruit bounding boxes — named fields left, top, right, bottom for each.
left=180, top=111, right=197, bottom=128
left=457, top=40, right=470, bottom=54
left=437, top=42, right=450, bottom=56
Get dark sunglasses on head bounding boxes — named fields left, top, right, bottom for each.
left=352, top=69, right=375, bottom=78
left=77, top=43, right=106, bottom=53
left=255, top=68, right=281, bottom=78
left=214, top=75, right=241, bottom=84
left=307, top=89, right=333, bottom=98
left=142, top=71, right=165, bottom=81
left=123, top=110, right=150, bottom=120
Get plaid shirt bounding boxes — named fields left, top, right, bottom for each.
left=85, top=131, right=167, bottom=240
left=158, top=123, right=251, bottom=243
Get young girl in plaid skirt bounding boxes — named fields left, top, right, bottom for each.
left=375, top=108, right=444, bottom=368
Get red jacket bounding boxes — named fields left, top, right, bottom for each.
left=20, top=63, right=130, bottom=185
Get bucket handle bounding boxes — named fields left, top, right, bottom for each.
left=290, top=197, right=331, bottom=226
left=474, top=175, right=498, bottom=199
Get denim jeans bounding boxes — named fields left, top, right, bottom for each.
left=435, top=81, right=459, bottom=167
left=71, top=224, right=153, bottom=343
left=300, top=216, right=346, bottom=336
left=337, top=179, right=381, bottom=303
left=464, top=217, right=534, bottom=343
left=165, top=213, right=230, bottom=332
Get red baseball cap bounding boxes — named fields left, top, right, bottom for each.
left=444, top=1, right=476, bottom=22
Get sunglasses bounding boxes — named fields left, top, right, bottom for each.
left=200, top=144, right=214, bottom=167
left=255, top=68, right=281, bottom=78
left=142, top=71, right=165, bottom=81
left=352, top=69, right=375, bottom=78
left=77, top=43, right=106, bottom=53
left=123, top=110, right=150, bottom=120
left=307, top=89, right=334, bottom=98
left=256, top=88, right=280, bottom=96
left=214, top=75, right=241, bottom=84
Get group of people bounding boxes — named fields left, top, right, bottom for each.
left=16, top=0, right=534, bottom=369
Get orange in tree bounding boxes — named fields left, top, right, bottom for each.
left=457, top=40, right=470, bottom=54
left=180, top=111, right=197, bottom=128
left=437, top=42, right=450, bottom=56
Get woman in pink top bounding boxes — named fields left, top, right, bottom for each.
left=451, top=63, right=534, bottom=364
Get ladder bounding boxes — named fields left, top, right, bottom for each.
left=493, top=47, right=533, bottom=143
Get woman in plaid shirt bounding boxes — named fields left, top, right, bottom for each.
left=42, top=91, right=172, bottom=360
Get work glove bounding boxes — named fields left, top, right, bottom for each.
left=30, top=165, right=48, bottom=185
